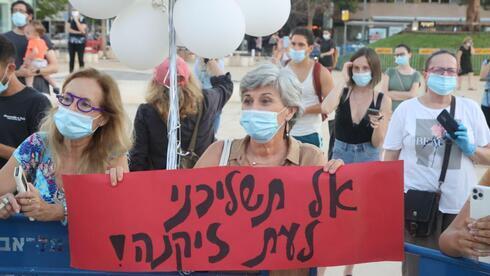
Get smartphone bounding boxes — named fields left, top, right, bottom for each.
left=437, top=109, right=459, bottom=137
left=470, top=185, right=490, bottom=264
left=14, top=166, right=34, bottom=221
left=282, top=36, right=290, bottom=48
left=367, top=108, right=380, bottom=116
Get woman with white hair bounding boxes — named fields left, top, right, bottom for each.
left=195, top=63, right=343, bottom=276
left=196, top=63, right=343, bottom=174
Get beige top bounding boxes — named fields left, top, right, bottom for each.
left=227, top=136, right=326, bottom=167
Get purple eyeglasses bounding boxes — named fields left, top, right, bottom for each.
left=56, top=92, right=105, bottom=113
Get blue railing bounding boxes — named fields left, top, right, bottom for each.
left=1, top=215, right=490, bottom=275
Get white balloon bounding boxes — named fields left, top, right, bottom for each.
left=69, top=0, right=135, bottom=19
left=174, top=0, right=245, bottom=58
left=236, top=0, right=291, bottom=37
left=110, top=0, right=169, bottom=70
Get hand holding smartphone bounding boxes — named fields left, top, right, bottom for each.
left=14, top=166, right=35, bottom=221
left=470, top=185, right=490, bottom=264
left=437, top=109, right=459, bottom=138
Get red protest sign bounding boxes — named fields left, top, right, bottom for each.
left=63, top=161, right=404, bottom=272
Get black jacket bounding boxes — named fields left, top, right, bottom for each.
left=129, top=73, right=233, bottom=171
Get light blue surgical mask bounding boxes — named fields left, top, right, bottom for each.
left=240, top=108, right=286, bottom=143
left=54, top=107, right=100, bottom=140
left=427, top=74, right=457, bottom=96
left=0, top=71, right=10, bottom=95
left=12, top=12, right=27, bottom=27
left=395, top=55, right=409, bottom=66
left=352, top=72, right=372, bottom=87
left=289, top=49, right=306, bottom=63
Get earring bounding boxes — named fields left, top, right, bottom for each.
left=283, top=121, right=290, bottom=139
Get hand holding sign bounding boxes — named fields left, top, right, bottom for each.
left=64, top=162, right=404, bottom=272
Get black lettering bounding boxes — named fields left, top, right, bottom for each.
left=196, top=184, right=214, bottom=218
left=225, top=171, right=240, bottom=216
left=207, top=223, right=230, bottom=263
left=216, top=180, right=225, bottom=199
left=240, top=174, right=264, bottom=211
left=109, top=234, right=126, bottom=262
left=171, top=185, right=179, bottom=201
left=251, top=179, right=285, bottom=227
left=309, top=169, right=326, bottom=218
left=297, top=220, right=320, bottom=262
left=150, top=235, right=173, bottom=270
left=279, top=223, right=300, bottom=261
left=164, top=185, right=192, bottom=232
left=172, top=232, right=192, bottom=271
left=242, top=228, right=278, bottom=268
left=194, top=231, right=203, bottom=249
left=329, top=174, right=357, bottom=218
left=132, top=233, right=153, bottom=263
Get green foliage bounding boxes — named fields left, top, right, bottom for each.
left=35, top=0, right=68, bottom=20
left=369, top=32, right=490, bottom=49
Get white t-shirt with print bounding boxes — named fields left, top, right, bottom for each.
left=383, top=97, right=490, bottom=214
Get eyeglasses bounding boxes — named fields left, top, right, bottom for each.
left=427, top=67, right=458, bottom=76
left=56, top=92, right=105, bottom=113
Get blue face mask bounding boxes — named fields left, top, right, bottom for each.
left=0, top=71, right=10, bottom=95
left=427, top=74, right=457, bottom=96
left=395, top=55, right=409, bottom=66
left=352, top=72, right=372, bottom=87
left=54, top=107, right=100, bottom=140
left=289, top=49, right=306, bottom=63
left=12, top=12, right=27, bottom=27
left=240, top=108, right=286, bottom=143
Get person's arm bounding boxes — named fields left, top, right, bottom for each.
left=194, top=141, right=224, bottom=168
left=469, top=144, right=490, bottom=165
left=74, top=18, right=87, bottom=34
left=0, top=156, right=19, bottom=196
left=387, top=81, right=421, bottom=101
left=321, top=61, right=352, bottom=114
left=0, top=144, right=16, bottom=161
left=128, top=106, right=152, bottom=171
left=304, top=66, right=334, bottom=115
left=471, top=46, right=476, bottom=55
left=66, top=19, right=85, bottom=35
left=384, top=150, right=401, bottom=161
left=208, top=65, right=233, bottom=110
left=38, top=50, right=58, bottom=76
left=480, top=61, right=490, bottom=81
left=370, top=94, right=392, bottom=148
left=320, top=48, right=335, bottom=58
left=456, top=50, right=462, bottom=71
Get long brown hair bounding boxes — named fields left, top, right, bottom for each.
left=347, top=47, right=382, bottom=88
left=145, top=73, right=203, bottom=120
left=40, top=68, right=132, bottom=174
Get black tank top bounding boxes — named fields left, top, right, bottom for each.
left=334, top=87, right=384, bottom=144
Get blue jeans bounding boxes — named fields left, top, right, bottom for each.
left=331, top=139, right=379, bottom=164
left=293, top=133, right=321, bottom=147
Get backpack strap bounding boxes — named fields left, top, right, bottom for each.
left=188, top=102, right=203, bottom=153
left=438, top=96, right=456, bottom=190
left=313, top=61, right=328, bottom=121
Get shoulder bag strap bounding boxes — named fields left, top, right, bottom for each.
left=188, top=102, right=203, bottom=153
left=394, top=69, right=407, bottom=91
left=438, top=96, right=456, bottom=190
left=219, top=139, right=233, bottom=166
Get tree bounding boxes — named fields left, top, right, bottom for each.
left=465, top=0, right=480, bottom=32
left=291, top=0, right=358, bottom=28
left=34, top=0, right=69, bottom=20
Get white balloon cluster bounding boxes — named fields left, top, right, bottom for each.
left=69, top=0, right=291, bottom=70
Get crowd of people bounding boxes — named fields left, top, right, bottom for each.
left=1, top=1, right=490, bottom=276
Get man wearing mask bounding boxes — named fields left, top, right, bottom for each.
left=285, top=27, right=334, bottom=147
left=2, top=0, right=59, bottom=95
left=0, top=36, right=51, bottom=169
left=318, top=29, right=336, bottom=71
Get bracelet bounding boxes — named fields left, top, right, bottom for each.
left=61, top=199, right=68, bottom=226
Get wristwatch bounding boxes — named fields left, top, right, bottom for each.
left=35, top=69, right=41, bottom=75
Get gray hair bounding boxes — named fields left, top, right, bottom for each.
left=240, top=63, right=304, bottom=125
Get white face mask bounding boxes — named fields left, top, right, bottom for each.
left=323, top=34, right=331, bottom=40
left=72, top=11, right=80, bottom=18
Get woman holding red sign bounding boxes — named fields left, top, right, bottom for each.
left=195, top=63, right=344, bottom=276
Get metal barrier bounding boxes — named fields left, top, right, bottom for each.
left=405, top=243, right=490, bottom=275
left=2, top=216, right=490, bottom=275
left=0, top=216, right=268, bottom=275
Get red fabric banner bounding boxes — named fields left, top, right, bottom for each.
left=63, top=161, right=404, bottom=272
